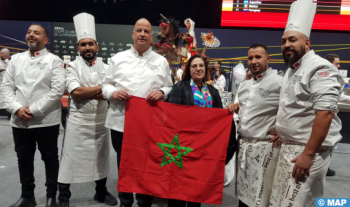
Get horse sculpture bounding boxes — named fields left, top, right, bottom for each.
left=152, top=14, right=184, bottom=63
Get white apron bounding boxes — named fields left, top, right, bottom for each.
left=58, top=112, right=110, bottom=183
left=235, top=137, right=280, bottom=207
left=269, top=141, right=331, bottom=207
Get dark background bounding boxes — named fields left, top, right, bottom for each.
left=1, top=0, right=350, bottom=71
left=0, top=0, right=223, bottom=29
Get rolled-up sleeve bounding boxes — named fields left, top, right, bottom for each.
left=1, top=60, right=23, bottom=115
left=102, top=59, right=118, bottom=101
left=29, top=58, right=66, bottom=116
left=310, top=67, right=343, bottom=112
left=66, top=64, right=81, bottom=94
left=159, top=60, right=173, bottom=98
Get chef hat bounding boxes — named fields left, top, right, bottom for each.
left=284, top=0, right=316, bottom=38
left=73, top=12, right=96, bottom=42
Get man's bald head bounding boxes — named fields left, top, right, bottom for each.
left=1, top=48, right=10, bottom=54
left=0, top=48, right=10, bottom=60
left=132, top=18, right=153, bottom=56
left=134, top=18, right=151, bottom=31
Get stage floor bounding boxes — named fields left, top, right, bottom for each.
left=0, top=116, right=349, bottom=206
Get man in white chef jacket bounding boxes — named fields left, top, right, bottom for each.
left=0, top=48, right=11, bottom=119
left=1, top=23, right=66, bottom=207
left=102, top=18, right=173, bottom=207
left=270, top=0, right=344, bottom=206
left=325, top=54, right=350, bottom=104
left=324, top=53, right=349, bottom=177
left=57, top=13, right=117, bottom=207
left=228, top=43, right=283, bottom=207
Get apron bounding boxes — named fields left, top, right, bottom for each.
left=58, top=111, right=110, bottom=184
left=235, top=137, right=280, bottom=207
left=269, top=141, right=332, bottom=207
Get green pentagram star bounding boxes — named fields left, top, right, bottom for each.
left=157, top=134, right=193, bottom=170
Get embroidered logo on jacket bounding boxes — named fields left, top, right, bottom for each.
left=258, top=88, right=272, bottom=98
left=98, top=72, right=106, bottom=81
left=147, top=63, right=158, bottom=71
left=290, top=75, right=302, bottom=84
left=37, top=62, right=48, bottom=70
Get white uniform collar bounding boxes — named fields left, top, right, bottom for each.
left=292, top=50, right=315, bottom=69
left=254, top=67, right=272, bottom=82
left=131, top=46, right=152, bottom=57
left=29, top=48, right=49, bottom=58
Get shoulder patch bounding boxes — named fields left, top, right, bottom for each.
left=316, top=67, right=331, bottom=78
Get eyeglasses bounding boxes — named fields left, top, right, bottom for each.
left=190, top=64, right=205, bottom=70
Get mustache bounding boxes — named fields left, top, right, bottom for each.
left=283, top=48, right=296, bottom=55
left=81, top=49, right=95, bottom=54
left=26, top=38, right=37, bottom=42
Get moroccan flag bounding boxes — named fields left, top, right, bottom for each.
left=117, top=96, right=233, bottom=204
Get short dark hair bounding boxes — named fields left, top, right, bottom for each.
left=30, top=23, right=49, bottom=38
left=218, top=68, right=226, bottom=77
left=249, top=43, right=269, bottom=55
left=324, top=54, right=339, bottom=64
left=215, top=60, right=221, bottom=66
left=182, top=55, right=210, bottom=82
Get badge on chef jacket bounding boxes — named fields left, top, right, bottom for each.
left=316, top=68, right=330, bottom=78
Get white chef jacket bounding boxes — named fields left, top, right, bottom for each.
left=214, top=75, right=226, bottom=91
left=0, top=58, right=9, bottom=109
left=1, top=48, right=66, bottom=128
left=102, top=46, right=173, bottom=132
left=237, top=68, right=283, bottom=138
left=66, top=57, right=108, bottom=114
left=276, top=50, right=344, bottom=147
left=0, top=58, right=9, bottom=83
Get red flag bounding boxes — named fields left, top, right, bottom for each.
left=118, top=96, right=233, bottom=204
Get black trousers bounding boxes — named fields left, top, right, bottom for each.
left=13, top=125, right=60, bottom=199
left=168, top=199, right=201, bottom=207
left=58, top=177, right=107, bottom=201
left=111, top=130, right=153, bottom=207
left=238, top=200, right=249, bottom=207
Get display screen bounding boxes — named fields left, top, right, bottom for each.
left=221, top=0, right=350, bottom=31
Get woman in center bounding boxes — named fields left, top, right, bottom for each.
left=166, top=55, right=236, bottom=207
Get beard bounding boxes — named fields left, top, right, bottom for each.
left=283, top=46, right=306, bottom=68
left=27, top=41, right=40, bottom=49
left=81, top=50, right=96, bottom=61
left=250, top=63, right=268, bottom=76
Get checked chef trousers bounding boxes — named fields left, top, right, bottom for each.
left=111, top=129, right=154, bottom=207
left=12, top=125, right=60, bottom=199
